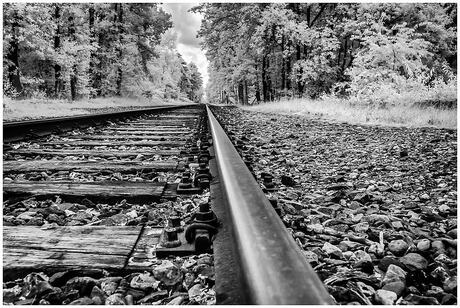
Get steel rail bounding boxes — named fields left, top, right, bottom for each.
left=206, top=105, right=333, bottom=305
left=3, top=104, right=195, bottom=143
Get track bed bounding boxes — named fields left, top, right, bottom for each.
left=3, top=106, right=217, bottom=305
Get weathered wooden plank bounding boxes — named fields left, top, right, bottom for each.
left=7, top=148, right=182, bottom=157
left=3, top=160, right=182, bottom=173
left=3, top=226, right=142, bottom=279
left=122, top=124, right=195, bottom=129
left=153, top=116, right=199, bottom=120
left=101, top=129, right=192, bottom=135
left=112, top=126, right=192, bottom=131
left=65, top=134, right=190, bottom=141
left=40, top=140, right=186, bottom=147
left=3, top=181, right=166, bottom=200
left=3, top=239, right=136, bottom=254
left=4, top=248, right=124, bottom=269
left=127, top=120, right=197, bottom=125
left=3, top=227, right=137, bottom=254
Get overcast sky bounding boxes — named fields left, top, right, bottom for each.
left=161, top=3, right=209, bottom=86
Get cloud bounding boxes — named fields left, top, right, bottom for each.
left=161, top=3, right=209, bottom=86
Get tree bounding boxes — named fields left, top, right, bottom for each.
left=195, top=3, right=456, bottom=103
left=3, top=3, right=186, bottom=101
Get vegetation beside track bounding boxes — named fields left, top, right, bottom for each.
left=243, top=96, right=457, bottom=129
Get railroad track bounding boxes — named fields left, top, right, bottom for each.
left=2, top=104, right=332, bottom=305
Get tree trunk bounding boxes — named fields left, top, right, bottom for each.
left=286, top=55, right=291, bottom=94
left=238, top=81, right=244, bottom=105
left=296, top=44, right=303, bottom=97
left=68, top=14, right=78, bottom=100
left=262, top=56, right=268, bottom=101
left=54, top=5, right=62, bottom=97
left=339, top=36, right=349, bottom=78
left=244, top=80, right=249, bottom=105
left=281, top=34, right=286, bottom=94
left=116, top=4, right=123, bottom=96
left=255, top=64, right=261, bottom=103
left=6, top=9, right=23, bottom=95
left=88, top=5, right=97, bottom=97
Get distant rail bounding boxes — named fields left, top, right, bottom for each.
left=206, top=105, right=333, bottom=304
left=3, top=105, right=194, bottom=143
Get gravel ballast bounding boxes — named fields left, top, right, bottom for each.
left=211, top=105, right=457, bottom=305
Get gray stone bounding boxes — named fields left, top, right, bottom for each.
left=65, top=276, right=97, bottom=295
left=130, top=273, right=160, bottom=291
left=342, top=251, right=356, bottom=261
left=153, top=260, right=183, bottom=286
left=105, top=293, right=126, bottom=305
left=382, top=281, right=405, bottom=297
left=391, top=221, right=404, bottom=230
left=307, top=223, right=324, bottom=234
left=353, top=222, right=369, bottom=233
left=375, top=289, right=397, bottom=305
left=388, top=239, right=409, bottom=256
left=182, top=272, right=195, bottom=290
left=416, top=239, right=431, bottom=251
left=364, top=214, right=390, bottom=224
left=434, top=253, right=453, bottom=265
left=322, top=242, right=343, bottom=259
left=432, top=240, right=446, bottom=254
left=100, top=277, right=122, bottom=296
left=382, top=264, right=406, bottom=285
left=351, top=213, right=363, bottom=223
left=90, top=286, right=106, bottom=304
left=188, top=284, right=203, bottom=301
left=339, top=240, right=361, bottom=252
left=303, top=251, right=319, bottom=265
left=443, top=276, right=457, bottom=293
left=438, top=204, right=450, bottom=214
left=420, top=193, right=430, bottom=200
left=197, top=254, right=213, bottom=265
left=354, top=250, right=373, bottom=269
left=400, top=253, right=428, bottom=271
left=16, top=211, right=36, bottom=221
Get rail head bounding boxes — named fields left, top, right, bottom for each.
left=206, top=106, right=333, bottom=305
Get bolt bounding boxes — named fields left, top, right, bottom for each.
left=165, top=228, right=178, bottom=241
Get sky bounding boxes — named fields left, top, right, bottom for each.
left=161, top=3, right=209, bottom=86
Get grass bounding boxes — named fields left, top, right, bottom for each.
left=3, top=96, right=193, bottom=122
left=243, top=97, right=457, bottom=129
